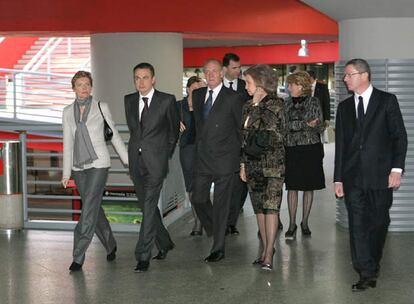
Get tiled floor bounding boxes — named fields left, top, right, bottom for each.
left=1, top=144, right=413, bottom=304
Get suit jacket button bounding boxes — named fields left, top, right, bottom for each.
left=359, top=145, right=363, bottom=150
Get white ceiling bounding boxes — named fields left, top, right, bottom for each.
left=301, top=0, right=414, bottom=20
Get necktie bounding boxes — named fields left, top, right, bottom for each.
left=141, top=97, right=149, bottom=128
left=229, top=81, right=234, bottom=91
left=357, top=96, right=364, bottom=128
left=203, top=90, right=213, bottom=119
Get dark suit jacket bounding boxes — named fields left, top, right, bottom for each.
left=192, top=86, right=243, bottom=176
left=124, top=90, right=180, bottom=180
left=177, top=97, right=195, bottom=147
left=235, top=78, right=250, bottom=102
left=334, top=87, right=407, bottom=189
left=314, top=81, right=331, bottom=121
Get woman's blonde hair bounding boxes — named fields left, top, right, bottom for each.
left=287, top=71, right=312, bottom=96
left=71, top=71, right=93, bottom=88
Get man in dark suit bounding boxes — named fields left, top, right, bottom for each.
left=222, top=53, right=249, bottom=235
left=222, top=53, right=249, bottom=101
left=334, top=58, right=407, bottom=291
left=124, top=62, right=180, bottom=273
left=308, top=70, right=331, bottom=128
left=192, top=58, right=243, bottom=262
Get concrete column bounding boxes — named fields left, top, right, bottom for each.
left=90, top=32, right=183, bottom=123
left=336, top=18, right=414, bottom=231
left=339, top=18, right=414, bottom=60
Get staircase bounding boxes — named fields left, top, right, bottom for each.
left=14, top=37, right=91, bottom=74
left=0, top=37, right=91, bottom=123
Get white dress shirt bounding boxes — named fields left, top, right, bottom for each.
left=139, top=87, right=155, bottom=120
left=354, top=84, right=373, bottom=117
left=223, top=77, right=238, bottom=91
left=205, top=83, right=223, bottom=105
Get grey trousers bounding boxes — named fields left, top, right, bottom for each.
left=72, top=167, right=116, bottom=264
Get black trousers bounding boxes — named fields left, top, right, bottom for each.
left=132, top=155, right=174, bottom=262
left=227, top=174, right=248, bottom=227
left=191, top=172, right=234, bottom=253
left=344, top=185, right=393, bottom=279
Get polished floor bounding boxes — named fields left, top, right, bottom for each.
left=1, top=144, right=413, bottom=304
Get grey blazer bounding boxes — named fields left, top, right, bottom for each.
left=62, top=99, right=128, bottom=179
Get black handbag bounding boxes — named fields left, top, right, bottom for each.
left=97, top=101, right=113, bottom=142
left=243, top=118, right=271, bottom=160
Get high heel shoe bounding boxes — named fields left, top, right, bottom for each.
left=253, top=248, right=275, bottom=266
left=285, top=224, right=297, bottom=240
left=300, top=222, right=312, bottom=236
left=190, top=230, right=203, bottom=236
left=261, top=263, right=273, bottom=271
left=261, top=248, right=275, bottom=271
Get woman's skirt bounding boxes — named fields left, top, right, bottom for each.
left=285, top=142, right=325, bottom=191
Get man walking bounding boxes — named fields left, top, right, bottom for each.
left=191, top=58, right=243, bottom=262
left=334, top=58, right=407, bottom=291
left=124, top=62, right=180, bottom=273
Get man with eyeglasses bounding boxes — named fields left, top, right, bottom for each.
left=334, top=58, right=407, bottom=291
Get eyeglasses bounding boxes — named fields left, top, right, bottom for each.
left=343, top=72, right=363, bottom=79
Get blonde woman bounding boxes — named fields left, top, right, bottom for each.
left=62, top=71, right=128, bottom=271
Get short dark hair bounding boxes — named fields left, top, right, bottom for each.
left=186, top=76, right=202, bottom=88
left=222, top=53, right=240, bottom=67
left=307, top=70, right=316, bottom=80
left=71, top=71, right=92, bottom=88
left=345, top=58, right=371, bottom=81
left=243, top=64, right=278, bottom=94
left=133, top=62, right=155, bottom=77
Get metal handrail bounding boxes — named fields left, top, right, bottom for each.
left=0, top=67, right=74, bottom=78
left=0, top=124, right=187, bottom=231
left=31, top=38, right=63, bottom=72
left=24, top=38, right=58, bottom=71
left=0, top=68, right=73, bottom=123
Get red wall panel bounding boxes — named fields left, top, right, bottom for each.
left=184, top=41, right=339, bottom=67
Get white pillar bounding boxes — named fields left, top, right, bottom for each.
left=90, top=32, right=183, bottom=123
left=339, top=18, right=414, bottom=60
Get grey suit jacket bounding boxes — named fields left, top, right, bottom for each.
left=62, top=99, right=128, bottom=179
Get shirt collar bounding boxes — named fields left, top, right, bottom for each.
left=206, top=83, right=223, bottom=102
left=354, top=84, right=373, bottom=103
left=140, top=87, right=155, bottom=102
left=223, top=77, right=237, bottom=88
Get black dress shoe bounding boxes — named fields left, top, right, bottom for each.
left=69, top=262, right=82, bottom=272
left=190, top=230, right=203, bottom=236
left=204, top=251, right=225, bottom=262
left=252, top=258, right=263, bottom=265
left=226, top=225, right=239, bottom=236
left=285, top=224, right=297, bottom=240
left=134, top=261, right=150, bottom=273
left=107, top=246, right=117, bottom=261
left=300, top=223, right=312, bottom=236
left=352, top=279, right=377, bottom=292
left=152, top=244, right=175, bottom=260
